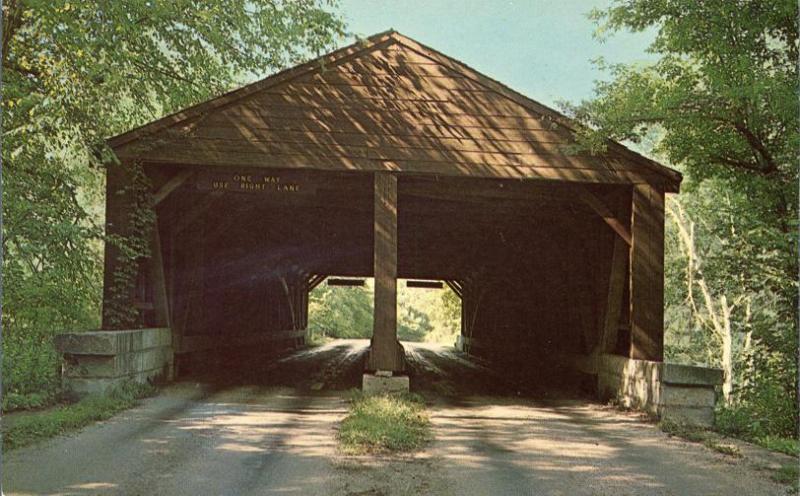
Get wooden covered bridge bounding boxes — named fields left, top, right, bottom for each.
left=59, top=31, right=715, bottom=413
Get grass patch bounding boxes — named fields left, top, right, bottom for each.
left=659, top=418, right=711, bottom=442
left=2, top=391, right=56, bottom=412
left=771, top=463, right=799, bottom=489
left=660, top=418, right=743, bottom=457
left=755, top=436, right=800, bottom=457
left=338, top=391, right=431, bottom=454
left=3, top=382, right=156, bottom=451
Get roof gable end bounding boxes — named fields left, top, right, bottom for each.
left=110, top=30, right=681, bottom=192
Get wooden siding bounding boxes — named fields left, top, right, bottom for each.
left=114, top=34, right=679, bottom=190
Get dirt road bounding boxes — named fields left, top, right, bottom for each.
left=4, top=340, right=793, bottom=495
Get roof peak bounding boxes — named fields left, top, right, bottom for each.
left=108, top=29, right=681, bottom=190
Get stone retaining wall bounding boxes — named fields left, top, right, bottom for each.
left=55, top=328, right=174, bottom=396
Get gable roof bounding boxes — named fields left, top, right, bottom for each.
left=109, top=30, right=681, bottom=192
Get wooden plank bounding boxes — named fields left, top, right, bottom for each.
left=385, top=34, right=682, bottom=191
left=279, top=277, right=297, bottom=330
left=179, top=135, right=575, bottom=164
left=153, top=169, right=194, bottom=206
left=109, top=34, right=397, bottom=150
left=444, top=279, right=463, bottom=298
left=222, top=102, right=556, bottom=134
left=307, top=67, right=487, bottom=92
left=368, top=172, right=404, bottom=372
left=307, top=274, right=326, bottom=291
left=336, top=59, right=463, bottom=79
left=138, top=150, right=665, bottom=186
left=188, top=125, right=570, bottom=155
left=170, top=194, right=220, bottom=235
left=147, top=138, right=610, bottom=172
left=577, top=187, right=632, bottom=245
left=230, top=91, right=551, bottom=123
left=257, top=86, right=554, bottom=125
left=187, top=116, right=571, bottom=149
left=600, top=234, right=628, bottom=354
left=629, top=184, right=665, bottom=361
left=148, top=219, right=171, bottom=328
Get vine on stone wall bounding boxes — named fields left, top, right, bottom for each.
left=104, top=161, right=155, bottom=329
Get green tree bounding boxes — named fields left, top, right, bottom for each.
left=2, top=0, right=344, bottom=403
left=569, top=0, right=797, bottom=437
left=308, top=284, right=373, bottom=339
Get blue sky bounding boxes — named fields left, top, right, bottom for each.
left=336, top=0, right=655, bottom=108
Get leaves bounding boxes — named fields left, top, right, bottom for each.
left=2, top=0, right=345, bottom=395
left=574, top=0, right=798, bottom=436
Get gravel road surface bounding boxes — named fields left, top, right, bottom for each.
left=4, top=340, right=793, bottom=495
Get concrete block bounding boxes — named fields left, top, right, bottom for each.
left=362, top=373, right=410, bottom=393
left=662, top=363, right=724, bottom=386
left=65, top=377, right=127, bottom=396
left=661, top=385, right=716, bottom=408
left=660, top=406, right=716, bottom=427
left=64, top=364, right=172, bottom=396
left=55, top=328, right=171, bottom=355
left=56, top=328, right=174, bottom=397
left=63, top=346, right=174, bottom=378
left=591, top=354, right=721, bottom=426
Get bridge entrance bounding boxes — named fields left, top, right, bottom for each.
left=92, top=31, right=679, bottom=394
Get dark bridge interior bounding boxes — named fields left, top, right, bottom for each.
left=102, top=31, right=674, bottom=382
left=146, top=165, right=631, bottom=372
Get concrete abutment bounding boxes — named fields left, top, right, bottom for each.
left=55, top=328, right=174, bottom=396
left=574, top=353, right=723, bottom=426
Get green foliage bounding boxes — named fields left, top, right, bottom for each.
left=572, top=0, right=798, bottom=440
left=398, top=284, right=459, bottom=343
left=3, top=381, right=156, bottom=451
left=664, top=180, right=798, bottom=437
left=716, top=387, right=798, bottom=441
left=308, top=283, right=374, bottom=340
left=307, top=281, right=461, bottom=344
left=338, top=391, right=431, bottom=454
left=755, top=437, right=800, bottom=457
left=2, top=390, right=53, bottom=412
left=103, top=162, right=155, bottom=329
left=2, top=1, right=344, bottom=401
left=771, top=464, right=800, bottom=489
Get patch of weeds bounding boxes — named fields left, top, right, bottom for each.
left=771, top=463, right=800, bottom=489
left=3, top=381, right=157, bottom=451
left=703, top=440, right=742, bottom=457
left=338, top=391, right=431, bottom=454
left=659, top=418, right=711, bottom=442
left=662, top=419, right=745, bottom=458
left=755, top=436, right=800, bottom=457
left=2, top=391, right=56, bottom=412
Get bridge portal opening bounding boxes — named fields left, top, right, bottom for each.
left=91, top=31, right=676, bottom=397
left=306, top=277, right=461, bottom=347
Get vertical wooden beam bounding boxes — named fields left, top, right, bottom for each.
left=280, top=277, right=296, bottom=330
left=148, top=218, right=171, bottom=328
left=368, top=172, right=404, bottom=372
left=629, top=184, right=665, bottom=361
left=600, top=235, right=628, bottom=354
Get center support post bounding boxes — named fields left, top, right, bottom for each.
left=364, top=172, right=408, bottom=392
